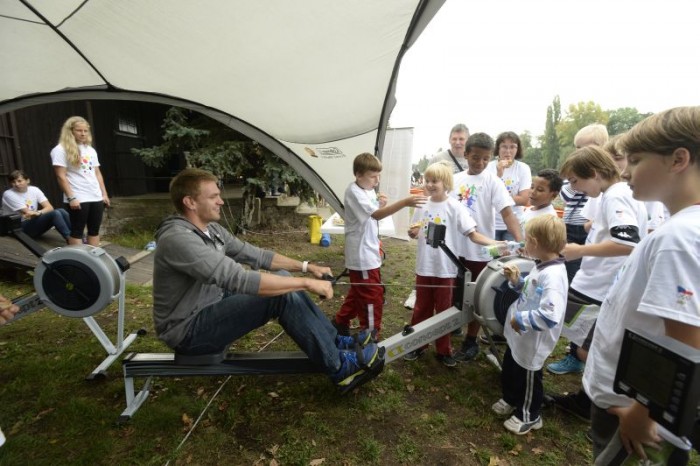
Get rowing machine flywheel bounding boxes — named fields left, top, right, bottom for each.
left=472, top=256, right=535, bottom=336
left=33, top=245, right=126, bottom=318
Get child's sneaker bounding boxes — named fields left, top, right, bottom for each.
left=547, top=354, right=584, bottom=375
left=335, top=329, right=376, bottom=350
left=402, top=347, right=427, bottom=361
left=491, top=399, right=515, bottom=416
left=332, top=343, right=384, bottom=394
left=503, top=415, right=543, bottom=435
left=436, top=353, right=457, bottom=368
left=454, top=340, right=480, bottom=362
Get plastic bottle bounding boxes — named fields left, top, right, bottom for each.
left=320, top=233, right=331, bottom=247
left=481, top=241, right=523, bottom=258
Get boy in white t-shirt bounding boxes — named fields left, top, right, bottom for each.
left=403, top=162, right=497, bottom=366
left=333, top=153, right=427, bottom=337
left=520, top=168, right=563, bottom=227
left=1, top=169, right=71, bottom=241
left=584, top=107, right=700, bottom=464
left=492, top=215, right=568, bottom=435
left=450, top=133, right=524, bottom=361
left=548, top=147, right=648, bottom=421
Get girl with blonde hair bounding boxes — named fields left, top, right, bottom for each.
left=51, top=116, right=110, bottom=246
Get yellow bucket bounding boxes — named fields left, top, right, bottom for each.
left=308, top=215, right=322, bottom=244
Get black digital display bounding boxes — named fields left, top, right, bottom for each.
left=621, top=341, right=676, bottom=404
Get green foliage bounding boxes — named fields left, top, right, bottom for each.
left=131, top=107, right=317, bottom=226
left=540, top=95, right=562, bottom=169
left=556, top=101, right=608, bottom=149
left=414, top=154, right=430, bottom=173
left=607, top=107, right=653, bottom=135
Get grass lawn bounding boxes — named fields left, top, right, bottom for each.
left=0, top=230, right=696, bottom=465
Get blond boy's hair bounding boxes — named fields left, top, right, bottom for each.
left=560, top=146, right=620, bottom=182
left=423, top=162, right=454, bottom=191
left=574, top=123, right=609, bottom=148
left=524, top=215, right=567, bottom=254
left=353, top=152, right=382, bottom=175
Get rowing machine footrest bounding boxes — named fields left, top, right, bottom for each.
left=174, top=351, right=226, bottom=365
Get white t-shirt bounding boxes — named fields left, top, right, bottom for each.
left=343, top=182, right=381, bottom=270
left=412, top=197, right=477, bottom=278
left=50, top=144, right=103, bottom=202
left=1, top=185, right=46, bottom=216
left=583, top=205, right=700, bottom=409
left=571, top=182, right=648, bottom=302
left=521, top=204, right=557, bottom=233
left=505, top=259, right=569, bottom=370
left=580, top=195, right=599, bottom=221
left=451, top=170, right=514, bottom=261
left=486, top=160, right=532, bottom=230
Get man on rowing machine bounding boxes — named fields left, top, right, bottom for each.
left=152, top=168, right=383, bottom=393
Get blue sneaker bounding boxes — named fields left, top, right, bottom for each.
left=547, top=354, right=584, bottom=375
left=335, top=329, right=376, bottom=350
left=332, top=343, right=385, bottom=394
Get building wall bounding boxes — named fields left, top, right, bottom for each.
left=1, top=100, right=169, bottom=207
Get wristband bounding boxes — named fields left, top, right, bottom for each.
left=302, top=261, right=308, bottom=274
left=67, top=196, right=76, bottom=202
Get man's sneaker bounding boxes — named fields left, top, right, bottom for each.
left=491, top=398, right=515, bottom=416
left=503, top=415, right=543, bottom=435
left=454, top=340, right=480, bottom=362
left=547, top=354, right=584, bottom=375
left=332, top=343, right=384, bottom=394
left=479, top=334, right=507, bottom=345
left=436, top=353, right=457, bottom=368
left=335, top=329, right=376, bottom=350
left=552, top=392, right=591, bottom=422
left=403, top=289, right=417, bottom=310
left=403, top=347, right=427, bottom=361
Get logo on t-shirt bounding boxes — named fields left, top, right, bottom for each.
left=457, top=184, right=478, bottom=211
left=676, top=286, right=694, bottom=306
left=80, top=154, right=94, bottom=174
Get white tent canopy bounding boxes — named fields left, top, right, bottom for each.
left=0, top=0, right=444, bottom=215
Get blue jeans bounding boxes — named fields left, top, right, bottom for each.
left=22, top=208, right=71, bottom=240
left=176, top=272, right=341, bottom=375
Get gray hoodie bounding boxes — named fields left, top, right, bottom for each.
left=152, top=216, right=275, bottom=348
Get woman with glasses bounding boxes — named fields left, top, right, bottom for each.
left=487, top=131, right=532, bottom=241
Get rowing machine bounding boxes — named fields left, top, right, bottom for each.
left=1, top=213, right=143, bottom=379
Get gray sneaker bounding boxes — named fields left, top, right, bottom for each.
left=403, top=347, right=427, bottom=361
left=454, top=341, right=480, bottom=362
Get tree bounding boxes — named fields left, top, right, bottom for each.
left=132, top=107, right=316, bottom=229
left=540, top=96, right=562, bottom=169
left=556, top=101, right=608, bottom=148
left=607, top=107, right=652, bottom=135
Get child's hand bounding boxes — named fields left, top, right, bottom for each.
left=510, top=316, right=521, bottom=334
left=502, top=264, right=520, bottom=285
left=407, top=222, right=421, bottom=239
left=405, top=194, right=428, bottom=208
left=377, top=193, right=388, bottom=208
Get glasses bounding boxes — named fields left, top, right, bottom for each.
left=499, top=144, right=518, bottom=151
